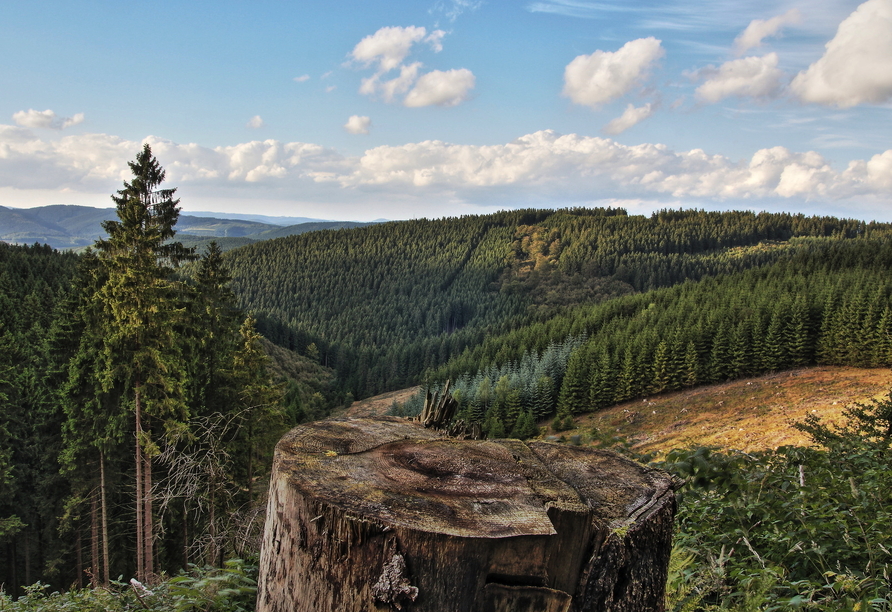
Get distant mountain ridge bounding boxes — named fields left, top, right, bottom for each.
left=0, top=205, right=377, bottom=250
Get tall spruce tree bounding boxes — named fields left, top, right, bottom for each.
left=93, top=144, right=194, bottom=582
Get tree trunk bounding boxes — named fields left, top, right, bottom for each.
left=91, top=491, right=99, bottom=587
left=257, top=417, right=678, bottom=612
left=144, top=450, right=154, bottom=580
left=100, top=450, right=110, bottom=586
left=135, top=386, right=144, bottom=582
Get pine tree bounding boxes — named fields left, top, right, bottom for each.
left=557, top=348, right=590, bottom=415
left=682, top=340, right=699, bottom=387
left=510, top=410, right=538, bottom=440
left=786, top=296, right=812, bottom=367
left=531, top=375, right=555, bottom=420
left=92, top=144, right=194, bottom=582
left=650, top=340, right=671, bottom=394
left=589, top=349, right=616, bottom=410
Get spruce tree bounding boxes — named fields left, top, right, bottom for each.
left=557, top=348, right=590, bottom=415
left=93, top=143, right=194, bottom=581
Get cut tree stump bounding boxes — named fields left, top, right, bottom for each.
left=257, top=417, right=678, bottom=612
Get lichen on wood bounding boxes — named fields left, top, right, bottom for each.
left=371, top=553, right=418, bottom=610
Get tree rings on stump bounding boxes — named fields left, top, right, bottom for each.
left=257, top=416, right=678, bottom=612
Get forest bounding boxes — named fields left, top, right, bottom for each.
left=1, top=146, right=891, bottom=609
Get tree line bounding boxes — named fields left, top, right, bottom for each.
left=0, top=146, right=297, bottom=591
left=410, top=237, right=892, bottom=437
left=224, top=207, right=892, bottom=399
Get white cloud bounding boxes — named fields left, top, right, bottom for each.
left=425, top=30, right=447, bottom=53
left=13, top=109, right=85, bottom=130
left=350, top=26, right=429, bottom=73
left=361, top=62, right=422, bottom=102
left=350, top=25, right=473, bottom=108
left=341, top=130, right=892, bottom=204
left=294, top=74, right=310, bottom=83
left=791, top=0, right=892, bottom=107
left=562, top=38, right=664, bottom=109
left=404, top=68, right=475, bottom=107
left=734, top=9, right=801, bottom=56
left=695, top=53, right=785, bottom=103
left=246, top=115, right=265, bottom=129
left=344, top=115, right=372, bottom=135
left=603, top=103, right=655, bottom=135
left=2, top=126, right=891, bottom=214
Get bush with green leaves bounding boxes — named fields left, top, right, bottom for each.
left=0, top=560, right=256, bottom=612
left=661, top=392, right=892, bottom=611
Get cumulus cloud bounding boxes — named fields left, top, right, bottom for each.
left=0, top=126, right=350, bottom=193
left=246, top=115, right=264, bottom=129
left=2, top=126, right=890, bottom=210
left=13, top=109, right=85, bottom=130
left=361, top=62, right=422, bottom=102
left=734, top=9, right=801, bottom=56
left=294, top=74, right=310, bottom=83
left=350, top=25, right=474, bottom=107
left=344, top=115, right=372, bottom=134
left=340, top=130, right=892, bottom=203
left=695, top=53, right=785, bottom=103
left=350, top=26, right=442, bottom=73
left=791, top=0, right=892, bottom=107
left=603, top=103, right=656, bottom=135
left=404, top=68, right=475, bottom=107
left=562, top=38, right=664, bottom=109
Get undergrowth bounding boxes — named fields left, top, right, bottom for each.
left=0, top=559, right=256, bottom=612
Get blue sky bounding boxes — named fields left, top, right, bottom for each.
left=2, top=0, right=891, bottom=221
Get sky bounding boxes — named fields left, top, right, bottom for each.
left=1, top=0, right=891, bottom=222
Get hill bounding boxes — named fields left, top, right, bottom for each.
left=0, top=205, right=279, bottom=248
left=346, top=366, right=892, bottom=454
left=224, top=207, right=892, bottom=404
left=0, top=205, right=375, bottom=250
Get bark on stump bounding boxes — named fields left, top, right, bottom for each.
left=257, top=417, right=677, bottom=612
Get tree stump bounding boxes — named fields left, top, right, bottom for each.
left=257, top=417, right=678, bottom=612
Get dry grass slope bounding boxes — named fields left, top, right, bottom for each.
left=347, top=366, right=892, bottom=455
left=576, top=366, right=892, bottom=456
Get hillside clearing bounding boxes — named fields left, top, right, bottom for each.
left=573, top=366, right=892, bottom=455
left=348, top=366, right=892, bottom=455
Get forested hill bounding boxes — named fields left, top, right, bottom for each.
left=0, top=204, right=374, bottom=250
left=223, top=207, right=892, bottom=400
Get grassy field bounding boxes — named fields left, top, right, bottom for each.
left=347, top=366, right=892, bottom=454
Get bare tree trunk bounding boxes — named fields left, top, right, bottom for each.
left=135, top=385, right=145, bottom=582
left=23, top=531, right=30, bottom=587
left=246, top=422, right=254, bottom=505
left=144, top=452, right=154, bottom=580
left=257, top=417, right=678, bottom=612
left=209, top=474, right=217, bottom=566
left=183, top=502, right=189, bottom=568
left=90, top=491, right=99, bottom=587
left=100, top=450, right=110, bottom=586
left=76, top=526, right=84, bottom=589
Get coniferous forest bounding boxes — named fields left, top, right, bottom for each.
left=1, top=146, right=891, bottom=609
